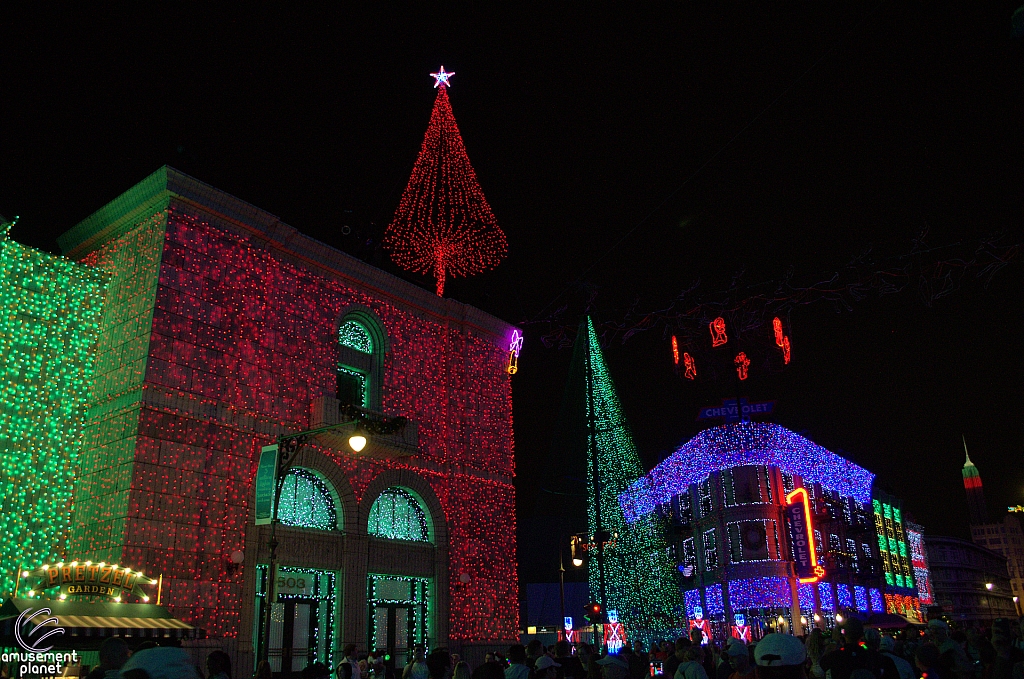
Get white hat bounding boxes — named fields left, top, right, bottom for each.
left=596, top=655, right=630, bottom=669
left=535, top=657, right=562, bottom=672
left=754, top=634, right=807, bottom=667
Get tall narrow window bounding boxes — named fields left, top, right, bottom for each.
left=337, top=321, right=372, bottom=407
left=703, top=528, right=719, bottom=570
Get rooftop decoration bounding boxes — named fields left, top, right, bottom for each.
left=383, top=67, right=508, bottom=296
left=619, top=422, right=875, bottom=523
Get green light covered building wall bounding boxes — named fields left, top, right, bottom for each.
left=577, top=318, right=682, bottom=637
left=0, top=220, right=106, bottom=594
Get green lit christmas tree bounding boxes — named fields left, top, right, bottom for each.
left=560, top=317, right=682, bottom=640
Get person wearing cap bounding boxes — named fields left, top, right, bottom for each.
left=753, top=633, right=807, bottom=679
left=535, top=656, right=562, bottom=679
left=725, top=643, right=753, bottom=679
left=597, top=654, right=631, bottom=679
left=674, top=646, right=710, bottom=679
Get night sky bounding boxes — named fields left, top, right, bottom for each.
left=2, top=5, right=1021, bottom=585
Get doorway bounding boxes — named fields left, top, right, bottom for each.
left=367, top=574, right=430, bottom=668
left=256, top=566, right=338, bottom=677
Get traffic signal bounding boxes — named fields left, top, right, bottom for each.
left=584, top=602, right=604, bottom=625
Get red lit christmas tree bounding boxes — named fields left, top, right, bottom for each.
left=384, top=67, right=507, bottom=296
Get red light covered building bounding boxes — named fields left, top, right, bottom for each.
left=59, top=167, right=520, bottom=670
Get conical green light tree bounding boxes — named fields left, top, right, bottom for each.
left=572, top=317, right=682, bottom=640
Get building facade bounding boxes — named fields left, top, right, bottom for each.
left=925, top=535, right=1016, bottom=623
left=0, top=218, right=106, bottom=596
left=57, top=168, right=520, bottom=671
left=619, top=422, right=922, bottom=641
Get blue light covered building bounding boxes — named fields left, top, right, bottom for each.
left=619, top=422, right=922, bottom=641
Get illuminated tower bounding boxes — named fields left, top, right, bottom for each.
left=962, top=437, right=987, bottom=525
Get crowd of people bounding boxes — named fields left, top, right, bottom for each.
left=13, top=616, right=1024, bottom=679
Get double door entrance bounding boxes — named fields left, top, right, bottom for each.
left=367, top=574, right=431, bottom=667
left=256, top=566, right=337, bottom=677
left=268, top=599, right=319, bottom=673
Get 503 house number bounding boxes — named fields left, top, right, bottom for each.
left=277, top=576, right=309, bottom=594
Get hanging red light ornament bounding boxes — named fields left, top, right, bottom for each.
left=683, top=353, right=697, bottom=380
left=772, top=317, right=791, bottom=364
left=384, top=67, right=508, bottom=296
left=709, top=317, right=728, bottom=347
left=734, top=352, right=750, bottom=380
left=671, top=336, right=680, bottom=365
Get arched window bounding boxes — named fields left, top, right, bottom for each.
left=339, top=321, right=373, bottom=354
left=336, top=312, right=387, bottom=411
left=277, top=468, right=338, bottom=530
left=367, top=487, right=430, bottom=542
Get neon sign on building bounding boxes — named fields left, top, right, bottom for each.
left=785, top=488, right=826, bottom=583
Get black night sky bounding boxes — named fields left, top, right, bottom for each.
left=2, top=5, right=1022, bottom=585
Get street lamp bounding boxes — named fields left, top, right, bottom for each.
left=260, top=407, right=407, bottom=664
left=984, top=583, right=995, bottom=621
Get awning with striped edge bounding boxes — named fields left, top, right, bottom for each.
left=0, top=598, right=198, bottom=643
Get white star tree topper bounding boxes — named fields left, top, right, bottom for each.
left=430, top=66, right=454, bottom=88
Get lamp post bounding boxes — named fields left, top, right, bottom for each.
left=259, top=407, right=406, bottom=665
left=984, top=583, right=994, bottom=622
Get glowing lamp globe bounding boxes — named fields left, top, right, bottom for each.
left=572, top=557, right=584, bottom=567
left=348, top=434, right=367, bottom=453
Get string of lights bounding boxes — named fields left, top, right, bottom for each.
left=530, top=232, right=1022, bottom=364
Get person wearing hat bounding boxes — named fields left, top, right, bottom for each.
left=674, top=646, right=710, bottom=679
left=752, top=633, right=806, bottom=679
left=597, top=655, right=631, bottom=679
left=725, top=643, right=753, bottom=679
left=535, top=656, right=562, bottom=679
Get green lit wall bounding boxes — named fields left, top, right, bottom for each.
left=0, top=220, right=106, bottom=594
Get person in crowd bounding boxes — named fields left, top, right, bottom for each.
left=427, top=649, right=452, bottom=679
left=877, top=636, right=912, bottom=679
left=862, top=628, right=901, bottom=679
left=927, top=620, right=972, bottom=679
left=718, top=642, right=739, bottom=679
left=675, top=646, right=710, bottom=679
left=507, top=645, right=532, bottom=679
left=819, top=617, right=886, bottom=679
left=472, top=658, right=506, bottom=679
left=207, top=651, right=232, bottom=679
left=120, top=647, right=201, bottom=679
left=915, top=643, right=943, bottom=679
left=597, top=655, right=631, bottom=679
left=753, top=633, right=807, bottom=679
left=990, top=619, right=1024, bottom=679
left=86, top=636, right=130, bottom=679
left=536, top=657, right=562, bottom=679
left=453, top=661, right=472, bottom=679
left=405, top=646, right=431, bottom=679
left=804, top=629, right=824, bottom=679
left=527, top=641, right=546, bottom=671
left=724, top=643, right=753, bottom=679
left=665, top=639, right=690, bottom=679
left=253, top=660, right=273, bottom=679
left=339, top=644, right=362, bottom=679
left=555, top=641, right=584, bottom=679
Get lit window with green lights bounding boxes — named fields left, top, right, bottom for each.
left=339, top=321, right=373, bottom=354
left=367, top=488, right=430, bottom=542
left=277, top=468, right=338, bottom=531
